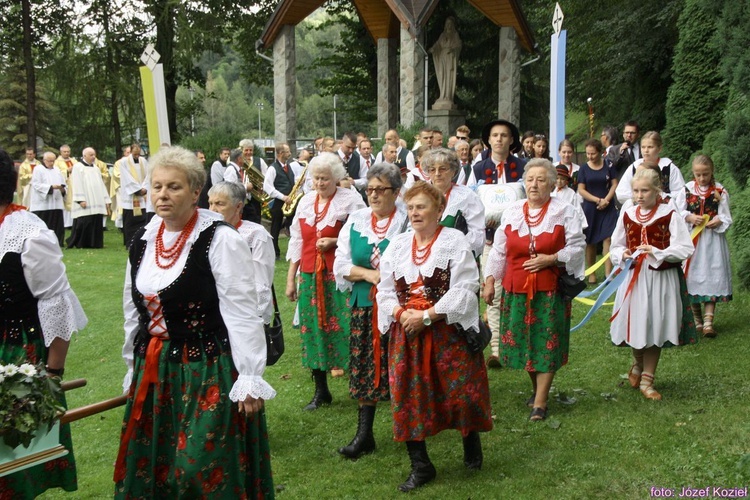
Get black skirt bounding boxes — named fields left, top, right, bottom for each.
left=34, top=209, right=65, bottom=246
left=66, top=214, right=104, bottom=248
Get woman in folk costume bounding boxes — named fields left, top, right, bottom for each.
left=377, top=181, right=492, bottom=492
left=115, top=146, right=275, bottom=498
left=610, top=168, right=697, bottom=401
left=208, top=181, right=275, bottom=325
left=285, top=152, right=366, bottom=410
left=483, top=159, right=585, bottom=422
left=423, top=148, right=485, bottom=258
left=333, top=163, right=407, bottom=459
left=0, top=148, right=88, bottom=498
left=680, top=154, right=732, bottom=337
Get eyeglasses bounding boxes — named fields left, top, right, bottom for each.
left=426, top=166, right=452, bottom=174
left=365, top=187, right=394, bottom=196
left=457, top=136, right=468, bottom=140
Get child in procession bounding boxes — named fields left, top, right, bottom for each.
left=680, top=154, right=733, bottom=337
left=609, top=168, right=696, bottom=401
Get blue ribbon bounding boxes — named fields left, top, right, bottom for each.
left=570, top=258, right=634, bottom=332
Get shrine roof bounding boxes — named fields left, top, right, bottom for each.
left=256, top=0, right=535, bottom=53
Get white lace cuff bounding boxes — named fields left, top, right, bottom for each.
left=334, top=262, right=355, bottom=292
left=229, top=374, right=277, bottom=402
left=435, top=288, right=479, bottom=331
left=377, top=295, right=399, bottom=335
left=38, top=289, right=88, bottom=347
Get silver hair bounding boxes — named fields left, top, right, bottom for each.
left=367, top=162, right=403, bottom=190
left=229, top=148, right=243, bottom=164
left=523, top=158, right=557, bottom=186
left=381, top=143, right=397, bottom=154
left=239, top=139, right=255, bottom=149
left=421, top=147, right=460, bottom=173
left=149, top=145, right=206, bottom=191
left=454, top=139, right=469, bottom=149
left=208, top=181, right=246, bottom=206
left=310, top=152, right=347, bottom=182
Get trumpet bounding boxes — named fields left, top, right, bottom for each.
left=282, top=161, right=309, bottom=216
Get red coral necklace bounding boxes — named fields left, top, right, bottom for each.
left=523, top=198, right=551, bottom=228
left=412, top=226, right=444, bottom=265
left=155, top=210, right=198, bottom=269
left=371, top=207, right=396, bottom=239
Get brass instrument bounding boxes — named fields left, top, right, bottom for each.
left=242, top=163, right=269, bottom=204
left=282, top=160, right=309, bottom=216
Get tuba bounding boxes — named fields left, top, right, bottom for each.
left=242, top=163, right=269, bottom=205
left=282, top=161, right=309, bottom=216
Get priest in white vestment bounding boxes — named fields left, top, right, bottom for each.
left=66, top=147, right=111, bottom=248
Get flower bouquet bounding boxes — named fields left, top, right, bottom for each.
left=0, top=362, right=65, bottom=450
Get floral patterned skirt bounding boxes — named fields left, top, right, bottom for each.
left=498, top=290, right=571, bottom=373
left=298, top=271, right=350, bottom=371
left=349, top=306, right=389, bottom=402
left=388, top=321, right=492, bottom=442
left=114, top=338, right=274, bottom=499
left=0, top=329, right=77, bottom=499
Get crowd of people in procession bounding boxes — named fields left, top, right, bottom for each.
left=0, top=115, right=734, bottom=497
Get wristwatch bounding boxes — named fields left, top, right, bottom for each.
left=422, top=310, right=432, bottom=326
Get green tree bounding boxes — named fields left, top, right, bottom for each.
left=663, top=0, right=727, bottom=168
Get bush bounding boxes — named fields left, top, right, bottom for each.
left=663, top=0, right=727, bottom=168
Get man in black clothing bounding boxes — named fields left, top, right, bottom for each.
left=607, top=120, right=641, bottom=179
left=263, top=142, right=296, bottom=259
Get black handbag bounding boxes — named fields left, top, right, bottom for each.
left=460, top=319, right=492, bottom=354
left=558, top=269, right=586, bottom=299
left=265, top=285, right=285, bottom=366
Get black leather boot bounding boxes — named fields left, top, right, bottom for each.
left=303, top=369, right=332, bottom=411
left=338, top=405, right=376, bottom=459
left=398, top=441, right=436, bottom=492
left=462, top=431, right=483, bottom=470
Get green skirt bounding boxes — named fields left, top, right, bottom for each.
left=298, top=271, right=351, bottom=370
left=114, top=337, right=274, bottom=499
left=0, top=331, right=77, bottom=498
left=498, top=289, right=571, bottom=373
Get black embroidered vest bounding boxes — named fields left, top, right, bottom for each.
left=0, top=252, right=42, bottom=346
left=128, top=221, right=232, bottom=362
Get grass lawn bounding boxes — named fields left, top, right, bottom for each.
left=40, top=223, right=750, bottom=499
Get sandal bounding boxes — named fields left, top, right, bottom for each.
left=627, top=364, right=642, bottom=389
left=639, top=373, right=662, bottom=401
left=526, top=393, right=536, bottom=408
left=529, top=407, right=548, bottom=421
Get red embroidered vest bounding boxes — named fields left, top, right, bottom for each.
left=502, top=225, right=566, bottom=293
left=623, top=211, right=679, bottom=271
left=299, top=219, right=344, bottom=273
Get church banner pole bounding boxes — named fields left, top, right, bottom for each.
left=550, top=3, right=566, bottom=163
left=139, top=44, right=171, bottom=155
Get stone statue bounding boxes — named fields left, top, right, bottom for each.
left=429, top=17, right=462, bottom=110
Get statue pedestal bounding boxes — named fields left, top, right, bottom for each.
left=425, top=108, right=465, bottom=137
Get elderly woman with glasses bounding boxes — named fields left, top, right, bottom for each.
left=423, top=148, right=485, bottom=257
left=286, top=152, right=366, bottom=411
left=333, top=162, right=407, bottom=459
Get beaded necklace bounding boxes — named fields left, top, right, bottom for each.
left=314, top=191, right=335, bottom=224
left=635, top=205, right=658, bottom=224
left=155, top=210, right=198, bottom=269
left=411, top=226, right=444, bottom=266
left=523, top=198, right=552, bottom=228
left=371, top=207, right=396, bottom=239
